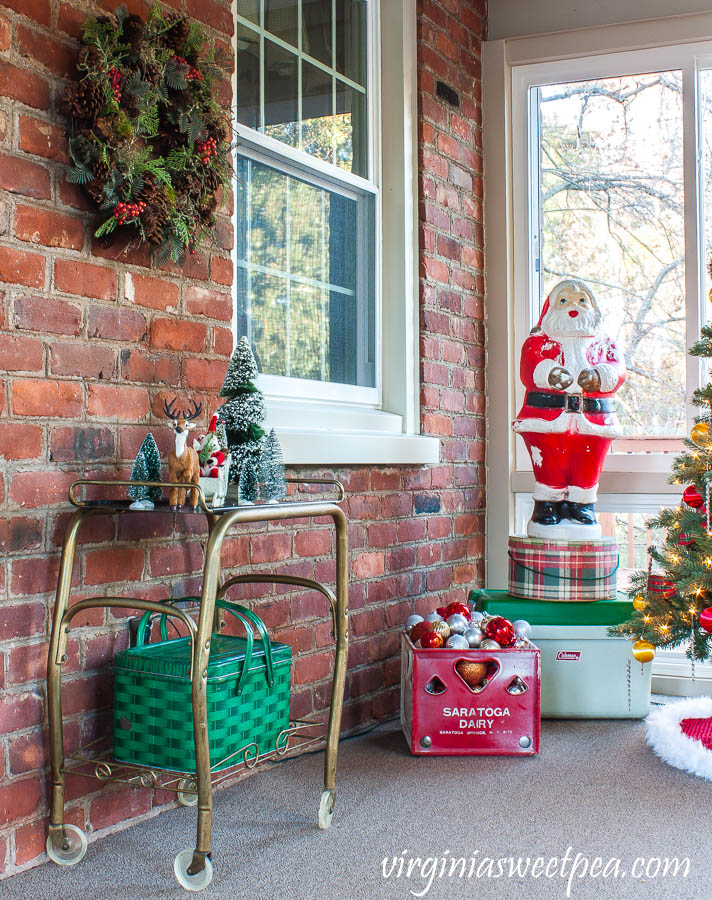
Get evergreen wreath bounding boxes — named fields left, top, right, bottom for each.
left=63, top=4, right=232, bottom=263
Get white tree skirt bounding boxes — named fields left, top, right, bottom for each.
left=646, top=696, right=712, bottom=781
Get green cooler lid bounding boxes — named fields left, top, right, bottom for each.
left=469, top=588, right=634, bottom=626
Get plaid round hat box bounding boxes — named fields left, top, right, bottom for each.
left=508, top=536, right=619, bottom=602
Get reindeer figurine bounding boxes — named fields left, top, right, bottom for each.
left=163, top=397, right=203, bottom=510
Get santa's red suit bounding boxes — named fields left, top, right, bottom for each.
left=513, top=282, right=625, bottom=504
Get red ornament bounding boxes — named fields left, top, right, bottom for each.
left=420, top=630, right=444, bottom=649
left=484, top=616, right=516, bottom=648
left=683, top=485, right=704, bottom=508
left=678, top=532, right=695, bottom=547
left=435, top=607, right=449, bottom=619
left=409, top=621, right=431, bottom=644
left=445, top=601, right=471, bottom=621
left=648, top=574, right=677, bottom=600
left=700, top=607, right=712, bottom=634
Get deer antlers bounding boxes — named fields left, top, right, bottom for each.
left=163, top=397, right=203, bottom=422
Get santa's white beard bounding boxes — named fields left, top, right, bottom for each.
left=542, top=305, right=600, bottom=339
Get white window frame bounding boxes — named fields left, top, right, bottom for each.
left=231, top=0, right=439, bottom=465
left=484, top=14, right=712, bottom=691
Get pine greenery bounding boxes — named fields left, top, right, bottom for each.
left=613, top=322, right=712, bottom=661
left=258, top=429, right=286, bottom=502
left=139, top=433, right=162, bottom=500
left=128, top=451, right=149, bottom=501
left=239, top=454, right=259, bottom=503
left=217, top=337, right=266, bottom=484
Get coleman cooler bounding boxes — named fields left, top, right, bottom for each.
left=508, top=535, right=619, bottom=601
left=400, top=632, right=541, bottom=756
left=470, top=589, right=651, bottom=719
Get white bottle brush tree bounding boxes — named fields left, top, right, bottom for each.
left=217, top=337, right=266, bottom=484
left=258, top=428, right=287, bottom=502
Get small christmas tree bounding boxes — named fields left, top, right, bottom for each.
left=614, top=322, right=712, bottom=660
left=217, top=336, right=266, bottom=484
left=128, top=450, right=149, bottom=502
left=138, top=433, right=162, bottom=501
left=239, top=454, right=259, bottom=504
left=258, top=428, right=286, bottom=503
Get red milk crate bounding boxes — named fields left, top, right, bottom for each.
left=400, top=633, right=541, bottom=756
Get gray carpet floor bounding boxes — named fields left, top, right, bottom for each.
left=1, top=717, right=711, bottom=900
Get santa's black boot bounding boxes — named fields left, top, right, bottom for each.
left=566, top=502, right=596, bottom=525
left=531, top=500, right=561, bottom=525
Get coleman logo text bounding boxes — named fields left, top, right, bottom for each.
left=556, top=650, right=581, bottom=661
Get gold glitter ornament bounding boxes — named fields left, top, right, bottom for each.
left=632, top=639, right=656, bottom=663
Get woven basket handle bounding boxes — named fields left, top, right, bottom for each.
left=135, top=598, right=202, bottom=647
left=217, top=600, right=275, bottom=688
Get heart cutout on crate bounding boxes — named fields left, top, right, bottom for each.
left=646, top=697, right=712, bottom=781
left=454, top=659, right=499, bottom=693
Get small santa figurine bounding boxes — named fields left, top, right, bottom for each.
left=512, top=279, right=625, bottom=535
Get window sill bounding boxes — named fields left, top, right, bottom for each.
left=264, top=400, right=440, bottom=465
left=652, top=650, right=712, bottom=697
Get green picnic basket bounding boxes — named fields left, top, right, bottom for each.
left=113, top=600, right=292, bottom=773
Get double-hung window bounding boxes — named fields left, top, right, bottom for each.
left=234, top=0, right=436, bottom=464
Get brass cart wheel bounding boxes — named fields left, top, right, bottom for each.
left=45, top=825, right=88, bottom=866
left=318, top=789, right=335, bottom=830
left=177, top=777, right=198, bottom=807
left=174, top=849, right=214, bottom=892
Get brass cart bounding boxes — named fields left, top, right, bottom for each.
left=46, top=479, right=348, bottom=892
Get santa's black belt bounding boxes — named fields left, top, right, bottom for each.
left=525, top=391, right=614, bottom=414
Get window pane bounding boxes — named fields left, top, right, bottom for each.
left=535, top=73, right=685, bottom=440
left=236, top=24, right=260, bottom=130
left=264, top=40, right=299, bottom=147
left=237, top=156, right=375, bottom=387
left=236, top=0, right=369, bottom=176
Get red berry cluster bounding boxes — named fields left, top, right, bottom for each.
left=196, top=136, right=217, bottom=164
left=174, top=55, right=203, bottom=82
left=114, top=200, right=147, bottom=225
left=108, top=66, right=122, bottom=102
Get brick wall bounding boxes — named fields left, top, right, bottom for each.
left=0, top=0, right=486, bottom=876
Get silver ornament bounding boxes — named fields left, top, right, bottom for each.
left=513, top=619, right=532, bottom=640
left=445, top=634, right=469, bottom=650
left=464, top=627, right=483, bottom=648
left=405, top=614, right=424, bottom=632
left=446, top=613, right=468, bottom=635
left=425, top=612, right=443, bottom=623
left=469, top=611, right=485, bottom=623
left=480, top=638, right=501, bottom=650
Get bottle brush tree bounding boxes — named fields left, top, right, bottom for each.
left=217, top=336, right=266, bottom=483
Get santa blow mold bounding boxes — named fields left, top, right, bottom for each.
left=512, top=279, right=625, bottom=538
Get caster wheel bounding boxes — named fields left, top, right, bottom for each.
left=177, top=778, right=198, bottom=807
left=46, top=825, right=88, bottom=866
left=318, top=789, right=335, bottom=830
left=174, top=849, right=213, bottom=892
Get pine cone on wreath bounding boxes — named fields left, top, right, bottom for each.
left=64, top=79, right=104, bottom=122
left=85, top=178, right=107, bottom=204
left=92, top=159, right=110, bottom=181
left=163, top=15, right=191, bottom=52
left=78, top=46, right=102, bottom=71
left=94, top=116, right=115, bottom=141
left=139, top=175, right=170, bottom=245
left=121, top=14, right=145, bottom=50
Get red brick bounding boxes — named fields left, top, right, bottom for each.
left=0, top=335, right=43, bottom=372
left=250, top=533, right=292, bottom=564
left=294, top=529, right=331, bottom=557
left=14, top=294, right=81, bottom=335
left=125, top=272, right=179, bottom=311
left=10, top=470, right=78, bottom=508
left=89, top=786, right=152, bottom=832
left=11, top=553, right=79, bottom=595
left=0, top=14, right=9, bottom=51
left=186, top=0, right=234, bottom=34
left=0, top=60, right=49, bottom=110
left=15, top=204, right=84, bottom=251
left=55, top=259, right=116, bottom=300
left=211, top=255, right=233, bottom=286
left=12, top=379, right=82, bottom=418
left=293, top=650, right=333, bottom=685
left=50, top=426, right=114, bottom=463
left=2, top=0, right=51, bottom=26
left=0, top=516, right=43, bottom=553
left=9, top=638, right=79, bottom=685
left=50, top=341, right=115, bottom=379
left=62, top=671, right=112, bottom=716
left=0, top=779, right=44, bottom=827
left=0, top=422, right=41, bottom=459
left=84, top=547, right=144, bottom=585
left=120, top=348, right=179, bottom=384
left=58, top=3, right=86, bottom=38
left=149, top=542, right=203, bottom=576
left=150, top=317, right=207, bottom=352
left=185, top=285, right=232, bottom=321
left=0, top=246, right=45, bottom=289
left=0, top=601, right=44, bottom=639
left=183, top=357, right=226, bottom=390
left=351, top=608, right=384, bottom=636
left=352, top=551, right=385, bottom=579
left=9, top=731, right=46, bottom=776
left=213, top=326, right=233, bottom=356
left=87, top=384, right=149, bottom=420
left=16, top=24, right=75, bottom=78
left=88, top=306, right=147, bottom=342
left=0, top=691, right=43, bottom=734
